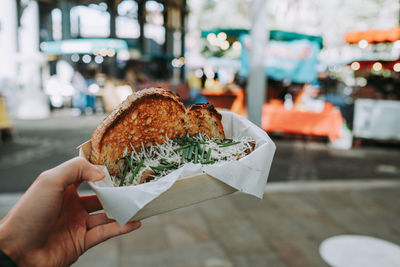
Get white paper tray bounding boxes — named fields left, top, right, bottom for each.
left=78, top=111, right=275, bottom=225
left=79, top=141, right=236, bottom=221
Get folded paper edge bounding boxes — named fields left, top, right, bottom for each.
left=77, top=111, right=275, bottom=224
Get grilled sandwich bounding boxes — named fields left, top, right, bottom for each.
left=90, top=88, right=225, bottom=177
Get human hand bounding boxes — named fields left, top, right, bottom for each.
left=0, top=157, right=141, bottom=267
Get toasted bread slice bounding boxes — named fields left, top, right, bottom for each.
left=184, top=103, right=225, bottom=139
left=90, top=88, right=187, bottom=175
left=90, top=88, right=225, bottom=176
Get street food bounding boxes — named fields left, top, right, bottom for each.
left=90, top=87, right=255, bottom=186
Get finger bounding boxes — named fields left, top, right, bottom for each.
left=86, top=213, right=115, bottom=229
left=81, top=195, right=103, bottom=213
left=85, top=221, right=141, bottom=250
left=42, top=157, right=105, bottom=188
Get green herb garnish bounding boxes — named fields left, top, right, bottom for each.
left=119, top=164, right=129, bottom=186
left=129, top=160, right=144, bottom=184
left=218, top=141, right=241, bottom=147
left=187, top=144, right=194, bottom=160
left=206, top=148, right=212, bottom=161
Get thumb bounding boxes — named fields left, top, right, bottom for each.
left=44, top=157, right=105, bottom=188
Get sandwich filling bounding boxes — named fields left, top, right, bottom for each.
left=114, top=134, right=255, bottom=187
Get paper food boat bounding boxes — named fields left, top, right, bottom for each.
left=79, top=111, right=276, bottom=226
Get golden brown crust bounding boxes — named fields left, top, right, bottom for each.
left=90, top=88, right=186, bottom=175
left=90, top=88, right=225, bottom=176
left=184, top=103, right=225, bottom=139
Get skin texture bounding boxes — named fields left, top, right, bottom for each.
left=0, top=157, right=141, bottom=267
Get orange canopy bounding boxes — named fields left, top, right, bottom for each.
left=345, top=26, right=400, bottom=44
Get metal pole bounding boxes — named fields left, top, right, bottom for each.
left=180, top=0, right=186, bottom=81
left=163, top=5, right=173, bottom=78
left=108, top=0, right=117, bottom=77
left=138, top=1, right=145, bottom=54
left=247, top=0, right=267, bottom=127
left=60, top=0, right=71, bottom=40
left=163, top=7, right=168, bottom=54
left=108, top=0, right=116, bottom=38
left=38, top=2, right=53, bottom=42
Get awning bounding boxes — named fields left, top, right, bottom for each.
left=201, top=29, right=249, bottom=38
left=201, top=29, right=323, bottom=48
left=345, top=26, right=400, bottom=44
left=348, top=60, right=400, bottom=70
left=40, top=38, right=128, bottom=55
left=270, top=30, right=323, bottom=49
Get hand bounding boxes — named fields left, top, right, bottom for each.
left=0, top=157, right=141, bottom=267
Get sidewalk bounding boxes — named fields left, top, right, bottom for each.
left=1, top=179, right=399, bottom=267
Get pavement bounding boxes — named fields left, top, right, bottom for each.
left=1, top=113, right=400, bottom=266
left=1, top=180, right=399, bottom=267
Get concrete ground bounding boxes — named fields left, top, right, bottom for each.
left=1, top=180, right=399, bottom=267
left=1, top=113, right=400, bottom=266
left=75, top=181, right=400, bottom=267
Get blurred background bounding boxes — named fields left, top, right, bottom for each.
left=1, top=0, right=400, bottom=266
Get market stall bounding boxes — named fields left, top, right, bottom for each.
left=201, top=88, right=246, bottom=116
left=40, top=38, right=131, bottom=113
left=353, top=99, right=400, bottom=140
left=195, top=29, right=344, bottom=140
left=345, top=26, right=400, bottom=44
left=262, top=101, right=343, bottom=141
left=345, top=26, right=400, bottom=141
left=198, top=29, right=325, bottom=120
left=239, top=30, right=340, bottom=139
left=196, top=30, right=244, bottom=110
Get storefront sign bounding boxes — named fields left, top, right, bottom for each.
left=40, top=38, right=128, bottom=55
left=239, top=35, right=320, bottom=83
